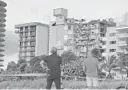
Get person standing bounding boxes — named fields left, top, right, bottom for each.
left=83, top=48, right=100, bottom=89
left=40, top=47, right=62, bottom=89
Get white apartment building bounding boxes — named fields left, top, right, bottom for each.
left=15, top=22, right=49, bottom=62
left=116, top=26, right=128, bottom=54
left=101, top=25, right=128, bottom=60
left=105, top=27, right=118, bottom=60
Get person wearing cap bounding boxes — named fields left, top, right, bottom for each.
left=40, top=47, right=62, bottom=89
left=83, top=48, right=100, bottom=89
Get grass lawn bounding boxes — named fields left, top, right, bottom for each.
left=0, top=78, right=128, bottom=89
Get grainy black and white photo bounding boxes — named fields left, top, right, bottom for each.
left=0, top=0, right=128, bottom=89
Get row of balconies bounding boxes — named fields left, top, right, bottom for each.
left=19, top=56, right=35, bottom=59
left=19, top=38, right=36, bottom=42
left=20, top=44, right=35, bottom=47
left=19, top=49, right=35, bottom=53
left=117, top=33, right=128, bottom=38
left=19, top=29, right=36, bottom=33
left=19, top=54, right=35, bottom=57
left=20, top=33, right=36, bottom=37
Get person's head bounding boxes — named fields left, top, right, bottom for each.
left=51, top=47, right=57, bottom=54
left=91, top=48, right=100, bottom=57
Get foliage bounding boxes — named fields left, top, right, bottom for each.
left=61, top=50, right=78, bottom=66
left=7, top=61, right=17, bottom=72
left=100, top=55, right=117, bottom=79
left=17, top=59, right=27, bottom=73
left=117, top=38, right=128, bottom=77
left=62, top=58, right=85, bottom=76
left=30, top=55, right=47, bottom=73
left=0, top=68, right=5, bottom=74
left=24, top=66, right=32, bottom=73
left=118, top=53, right=128, bottom=77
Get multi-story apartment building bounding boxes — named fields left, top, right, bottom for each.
left=104, top=26, right=117, bottom=60
left=116, top=26, right=128, bottom=54
left=100, top=25, right=128, bottom=60
left=15, top=22, right=49, bottom=62
left=98, top=20, right=116, bottom=60
left=0, top=0, right=7, bottom=67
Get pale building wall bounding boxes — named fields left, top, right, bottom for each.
left=116, top=26, right=128, bottom=54
left=35, top=25, right=49, bottom=56
left=106, top=27, right=118, bottom=59
left=49, top=23, right=65, bottom=55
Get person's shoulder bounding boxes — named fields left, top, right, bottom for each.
left=57, top=55, right=61, bottom=59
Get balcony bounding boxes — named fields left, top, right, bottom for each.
left=26, top=49, right=35, bottom=52
left=116, top=27, right=128, bottom=32
left=118, top=33, right=128, bottom=38
left=117, top=41, right=127, bottom=46
left=29, top=38, right=36, bottom=41
left=0, top=38, right=5, bottom=42
left=30, top=29, right=36, bottom=32
left=30, top=34, right=36, bottom=36
left=27, top=44, right=35, bottom=47
left=0, top=44, right=4, bottom=47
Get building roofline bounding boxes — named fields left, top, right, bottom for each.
left=115, top=25, right=128, bottom=29
left=15, top=22, right=49, bottom=29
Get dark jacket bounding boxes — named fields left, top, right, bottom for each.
left=44, top=53, right=62, bottom=79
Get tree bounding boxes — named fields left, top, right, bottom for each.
left=118, top=53, right=128, bottom=77
left=7, top=61, right=17, bottom=72
left=118, top=37, right=128, bottom=77
left=17, top=59, right=27, bottom=73
left=61, top=50, right=78, bottom=66
left=0, top=68, right=5, bottom=74
left=100, top=55, right=117, bottom=79
left=30, top=55, right=46, bottom=73
left=24, top=65, right=32, bottom=73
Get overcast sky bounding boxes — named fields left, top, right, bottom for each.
left=2, top=0, right=128, bottom=69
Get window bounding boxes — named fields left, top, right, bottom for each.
left=30, top=41, right=35, bottom=46
left=110, top=41, right=116, bottom=44
left=20, top=32, right=23, bottom=36
left=30, top=26, right=36, bottom=30
left=24, top=42, right=27, bottom=46
left=30, top=52, right=35, bottom=56
left=100, top=28, right=105, bottom=32
left=68, top=25, right=71, bottom=30
left=30, top=31, right=36, bottom=36
left=20, top=42, right=23, bottom=46
left=25, top=32, right=28, bottom=36
left=20, top=27, right=23, bottom=32
left=109, top=33, right=116, bottom=37
left=102, top=41, right=106, bottom=45
left=25, top=27, right=28, bottom=30
left=100, top=33, right=105, bottom=37
left=109, top=49, right=116, bottom=52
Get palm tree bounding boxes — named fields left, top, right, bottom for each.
left=118, top=53, right=128, bottom=78
left=100, top=55, right=117, bottom=79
